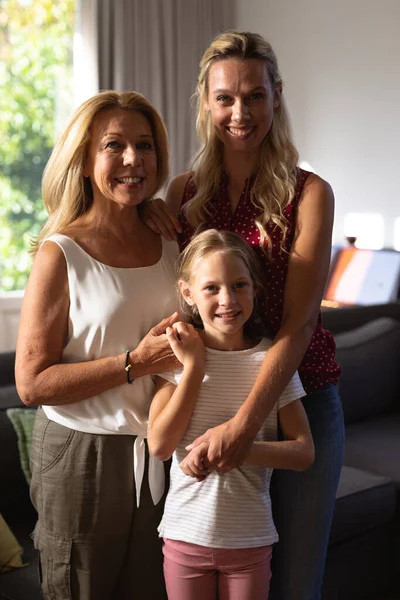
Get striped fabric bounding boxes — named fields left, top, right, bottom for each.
left=157, top=338, right=305, bottom=548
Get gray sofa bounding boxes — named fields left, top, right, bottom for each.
left=0, top=353, right=41, bottom=600
left=322, top=303, right=400, bottom=600
left=1, top=303, right=400, bottom=600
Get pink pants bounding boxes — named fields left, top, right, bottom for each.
left=163, top=538, right=272, bottom=600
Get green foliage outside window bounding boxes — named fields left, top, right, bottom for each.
left=0, top=0, right=75, bottom=291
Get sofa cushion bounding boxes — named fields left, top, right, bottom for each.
left=329, top=465, right=396, bottom=545
left=334, top=317, right=400, bottom=423
left=0, top=513, right=24, bottom=572
left=345, top=414, right=400, bottom=489
left=0, top=410, right=31, bottom=513
left=0, top=384, right=33, bottom=512
left=0, top=384, right=22, bottom=410
left=6, top=408, right=37, bottom=485
left=0, top=351, right=16, bottom=386
left=0, top=505, right=41, bottom=600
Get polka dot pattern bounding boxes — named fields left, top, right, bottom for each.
left=178, top=169, right=341, bottom=394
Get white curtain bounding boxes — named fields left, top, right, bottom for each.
left=76, top=0, right=236, bottom=178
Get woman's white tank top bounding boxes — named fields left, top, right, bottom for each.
left=40, top=234, right=180, bottom=506
left=41, top=233, right=179, bottom=437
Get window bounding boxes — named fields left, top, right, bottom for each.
left=0, top=0, right=75, bottom=291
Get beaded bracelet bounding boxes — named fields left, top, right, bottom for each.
left=125, top=350, right=134, bottom=384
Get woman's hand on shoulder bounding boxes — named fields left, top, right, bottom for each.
left=166, top=322, right=205, bottom=371
left=140, top=172, right=190, bottom=240
left=140, top=197, right=181, bottom=241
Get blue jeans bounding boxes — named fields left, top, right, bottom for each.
left=269, top=384, right=344, bottom=600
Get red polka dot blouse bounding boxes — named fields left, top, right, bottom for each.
left=178, top=168, right=341, bottom=394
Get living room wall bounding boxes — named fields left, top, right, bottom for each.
left=235, top=0, right=400, bottom=248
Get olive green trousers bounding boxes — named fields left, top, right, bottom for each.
left=30, top=407, right=169, bottom=600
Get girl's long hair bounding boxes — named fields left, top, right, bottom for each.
left=186, top=31, right=299, bottom=250
left=33, top=90, right=169, bottom=253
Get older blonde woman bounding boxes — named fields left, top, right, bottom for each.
left=144, top=31, right=344, bottom=600
left=16, top=91, right=180, bottom=600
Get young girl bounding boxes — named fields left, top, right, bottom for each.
left=148, top=229, right=315, bottom=600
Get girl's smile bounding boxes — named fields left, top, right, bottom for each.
left=180, top=250, right=256, bottom=351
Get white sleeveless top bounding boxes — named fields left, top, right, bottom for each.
left=41, top=233, right=180, bottom=505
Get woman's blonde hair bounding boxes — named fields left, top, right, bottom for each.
left=177, top=229, right=266, bottom=338
left=33, top=90, right=169, bottom=252
left=186, top=30, right=299, bottom=250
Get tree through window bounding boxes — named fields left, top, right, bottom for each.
left=0, top=0, right=75, bottom=291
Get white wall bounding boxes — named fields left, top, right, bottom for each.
left=236, top=0, right=400, bottom=247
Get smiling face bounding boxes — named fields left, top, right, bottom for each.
left=205, top=58, right=281, bottom=158
left=180, top=250, right=256, bottom=350
left=83, top=108, right=157, bottom=209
